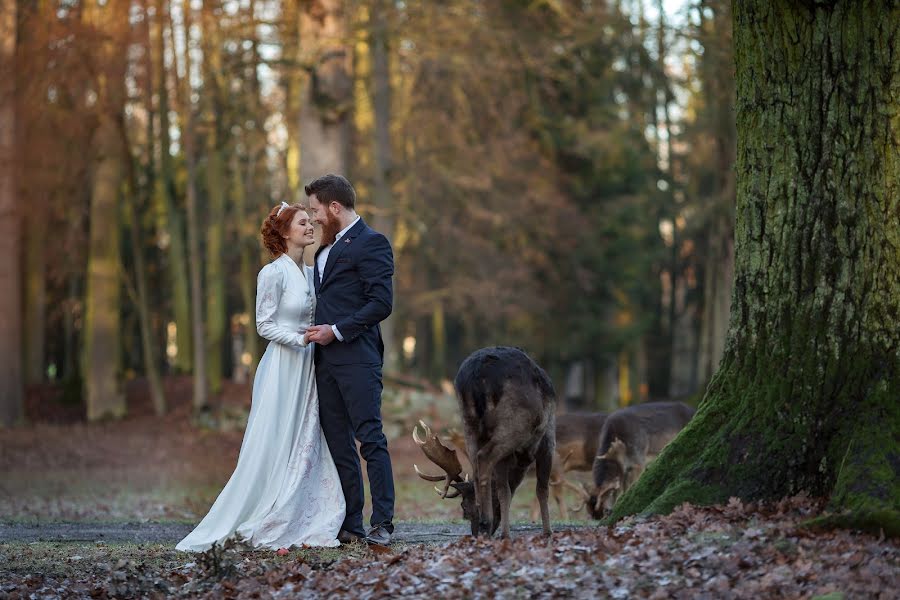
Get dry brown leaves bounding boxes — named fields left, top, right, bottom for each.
left=3, top=496, right=896, bottom=599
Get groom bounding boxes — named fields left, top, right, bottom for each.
left=304, top=174, right=396, bottom=546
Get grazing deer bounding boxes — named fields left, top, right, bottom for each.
left=521, top=412, right=608, bottom=521
left=580, top=401, right=695, bottom=518
left=414, top=346, right=556, bottom=538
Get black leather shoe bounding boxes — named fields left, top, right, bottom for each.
left=337, top=529, right=364, bottom=544
left=365, top=524, right=393, bottom=546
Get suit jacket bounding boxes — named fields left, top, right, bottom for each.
left=314, top=218, right=394, bottom=366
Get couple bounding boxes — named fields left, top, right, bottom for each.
left=176, top=174, right=395, bottom=551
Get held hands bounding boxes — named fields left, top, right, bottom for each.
left=306, top=324, right=337, bottom=346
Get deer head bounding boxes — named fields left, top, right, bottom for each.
left=583, top=438, right=627, bottom=518
left=413, top=420, right=479, bottom=534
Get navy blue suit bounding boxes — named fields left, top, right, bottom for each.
left=314, top=218, right=395, bottom=536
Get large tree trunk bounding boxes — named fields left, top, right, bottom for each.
left=613, top=0, right=900, bottom=535
left=298, top=0, right=352, bottom=184
left=0, top=0, right=23, bottom=426
left=282, top=0, right=303, bottom=202
left=84, top=92, right=126, bottom=416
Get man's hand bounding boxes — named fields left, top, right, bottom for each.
left=306, top=324, right=337, bottom=346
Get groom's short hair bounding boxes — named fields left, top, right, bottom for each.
left=305, top=174, right=356, bottom=209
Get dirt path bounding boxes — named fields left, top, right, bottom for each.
left=0, top=521, right=582, bottom=545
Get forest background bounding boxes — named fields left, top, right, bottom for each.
left=0, top=0, right=735, bottom=424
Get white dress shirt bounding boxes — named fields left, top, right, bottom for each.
left=317, top=215, right=360, bottom=341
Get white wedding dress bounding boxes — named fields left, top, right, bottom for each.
left=176, top=254, right=345, bottom=551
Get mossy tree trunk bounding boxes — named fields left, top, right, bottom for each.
left=613, top=0, right=900, bottom=535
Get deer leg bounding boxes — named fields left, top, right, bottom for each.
left=552, top=480, right=569, bottom=521
left=530, top=496, right=540, bottom=522
left=474, top=442, right=503, bottom=537
left=534, top=434, right=554, bottom=537
left=494, top=462, right=512, bottom=539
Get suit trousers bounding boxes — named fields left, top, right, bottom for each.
left=316, top=360, right=395, bottom=536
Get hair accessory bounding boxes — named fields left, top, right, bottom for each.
left=276, top=201, right=289, bottom=217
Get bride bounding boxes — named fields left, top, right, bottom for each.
left=176, top=202, right=345, bottom=551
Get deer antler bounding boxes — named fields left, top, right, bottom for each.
left=412, top=420, right=466, bottom=498
left=570, top=481, right=593, bottom=512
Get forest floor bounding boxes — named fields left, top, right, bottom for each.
left=1, top=376, right=897, bottom=598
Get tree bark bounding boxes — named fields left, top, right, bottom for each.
left=125, top=14, right=167, bottom=416
left=369, top=0, right=396, bottom=372
left=152, top=0, right=193, bottom=373
left=24, top=211, right=46, bottom=384
left=298, top=0, right=352, bottom=185
left=0, top=0, right=23, bottom=426
left=201, top=0, right=227, bottom=395
left=176, top=0, right=208, bottom=410
left=613, top=0, right=900, bottom=535
left=83, top=0, right=129, bottom=421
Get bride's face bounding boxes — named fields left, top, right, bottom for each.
left=285, top=210, right=315, bottom=249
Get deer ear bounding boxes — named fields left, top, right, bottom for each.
left=608, top=438, right=627, bottom=457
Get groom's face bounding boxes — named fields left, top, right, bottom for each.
left=309, top=194, right=341, bottom=246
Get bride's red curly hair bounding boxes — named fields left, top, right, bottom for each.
left=260, top=202, right=307, bottom=257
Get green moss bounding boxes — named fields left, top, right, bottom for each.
left=804, top=510, right=900, bottom=539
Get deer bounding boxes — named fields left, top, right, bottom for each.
left=579, top=401, right=695, bottom=518
left=414, top=346, right=556, bottom=538
left=447, top=411, right=610, bottom=521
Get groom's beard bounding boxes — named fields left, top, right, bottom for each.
left=320, top=213, right=341, bottom=247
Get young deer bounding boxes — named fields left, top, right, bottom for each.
left=520, top=411, right=608, bottom=521
left=414, top=346, right=556, bottom=538
left=581, top=401, right=695, bottom=518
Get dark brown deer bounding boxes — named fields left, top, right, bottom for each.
left=414, top=346, right=556, bottom=538
left=581, top=401, right=695, bottom=518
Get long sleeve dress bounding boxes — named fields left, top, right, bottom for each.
left=176, top=254, right=345, bottom=551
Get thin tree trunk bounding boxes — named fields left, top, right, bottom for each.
left=23, top=211, right=45, bottom=384
left=125, top=12, right=166, bottom=415
left=614, top=0, right=900, bottom=535
left=123, top=181, right=167, bottom=415
left=232, top=153, right=259, bottom=376
left=695, top=0, right=736, bottom=389
left=0, top=0, right=23, bottom=426
left=176, top=0, right=208, bottom=411
left=153, top=0, right=193, bottom=373
left=201, top=0, right=227, bottom=395
left=369, top=0, right=397, bottom=372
